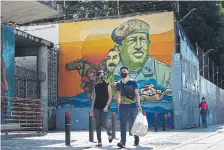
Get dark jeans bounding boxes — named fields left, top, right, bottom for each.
left=119, top=107, right=139, bottom=145
left=94, top=108, right=111, bottom=143
left=201, top=113, right=207, bottom=127
left=129, top=117, right=132, bottom=135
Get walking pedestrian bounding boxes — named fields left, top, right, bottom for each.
left=90, top=70, right=113, bottom=147
left=116, top=66, right=142, bottom=148
left=199, top=97, right=209, bottom=128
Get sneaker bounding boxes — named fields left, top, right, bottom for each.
left=96, top=143, right=102, bottom=147
left=108, top=135, right=113, bottom=143
left=117, top=142, right=125, bottom=148
left=205, top=125, right=207, bottom=128
left=129, top=132, right=133, bottom=136
left=134, top=141, right=139, bottom=146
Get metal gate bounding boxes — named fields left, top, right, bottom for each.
left=177, top=23, right=200, bottom=129
left=180, top=48, right=200, bottom=129
left=47, top=48, right=58, bottom=130
left=47, top=48, right=58, bottom=108
left=1, top=96, right=44, bottom=134
left=14, top=48, right=58, bottom=131
left=1, top=66, right=47, bottom=134
left=15, top=66, right=46, bottom=99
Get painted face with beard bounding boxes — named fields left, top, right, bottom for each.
left=106, top=49, right=120, bottom=73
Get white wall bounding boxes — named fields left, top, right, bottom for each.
left=17, top=24, right=59, bottom=47
left=220, top=89, right=224, bottom=123
left=15, top=56, right=37, bottom=71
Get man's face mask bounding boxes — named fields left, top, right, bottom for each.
left=97, top=72, right=105, bottom=81
left=120, top=69, right=128, bottom=78
left=99, top=76, right=104, bottom=80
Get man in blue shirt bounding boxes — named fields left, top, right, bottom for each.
left=116, top=66, right=142, bottom=148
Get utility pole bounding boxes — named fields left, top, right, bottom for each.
left=64, top=0, right=66, bottom=20
left=212, top=62, right=215, bottom=83
left=217, top=67, right=219, bottom=85
left=196, top=43, right=198, bottom=56
left=179, top=8, right=197, bottom=23
left=117, top=0, right=120, bottom=16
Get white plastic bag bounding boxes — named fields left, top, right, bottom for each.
left=131, top=112, right=148, bottom=137
left=208, top=114, right=212, bottom=122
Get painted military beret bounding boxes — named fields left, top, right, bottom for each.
left=111, top=19, right=150, bottom=44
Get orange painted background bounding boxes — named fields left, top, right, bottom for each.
left=59, top=12, right=175, bottom=97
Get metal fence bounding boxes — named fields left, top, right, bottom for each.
left=1, top=97, right=44, bottom=134
left=15, top=66, right=46, bottom=99
left=47, top=48, right=58, bottom=130
left=176, top=24, right=200, bottom=129
left=196, top=44, right=223, bottom=88
left=48, top=48, right=58, bottom=108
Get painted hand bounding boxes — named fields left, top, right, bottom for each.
left=165, top=88, right=172, bottom=94
left=141, top=94, right=163, bottom=101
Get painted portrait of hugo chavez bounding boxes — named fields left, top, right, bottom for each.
left=109, top=19, right=172, bottom=102
left=65, top=18, right=172, bottom=102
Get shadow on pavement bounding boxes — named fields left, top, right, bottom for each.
left=2, top=137, right=154, bottom=150
left=73, top=145, right=153, bottom=150
left=1, top=138, right=65, bottom=149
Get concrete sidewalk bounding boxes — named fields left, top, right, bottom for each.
left=163, top=125, right=224, bottom=150
left=1, top=124, right=224, bottom=150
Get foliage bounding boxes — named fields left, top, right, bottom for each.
left=55, top=1, right=118, bottom=19
left=178, top=1, right=224, bottom=65
left=55, top=1, right=224, bottom=65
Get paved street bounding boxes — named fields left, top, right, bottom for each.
left=1, top=124, right=224, bottom=150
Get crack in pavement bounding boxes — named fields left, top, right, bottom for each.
left=164, top=132, right=219, bottom=150
left=204, top=138, right=224, bottom=150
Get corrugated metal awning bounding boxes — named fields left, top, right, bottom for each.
left=1, top=1, right=60, bottom=25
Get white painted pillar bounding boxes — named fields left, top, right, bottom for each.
left=172, top=53, right=183, bottom=129
left=38, top=46, right=48, bottom=132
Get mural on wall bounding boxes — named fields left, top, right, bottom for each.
left=58, top=12, right=175, bottom=125
left=1, top=24, right=15, bottom=120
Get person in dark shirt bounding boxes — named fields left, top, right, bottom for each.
left=90, top=70, right=113, bottom=147
left=199, top=97, right=209, bottom=128
left=116, top=66, right=142, bottom=148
